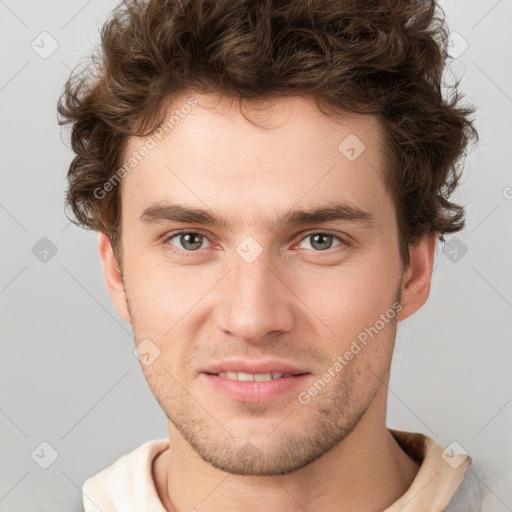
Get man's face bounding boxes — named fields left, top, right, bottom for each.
left=117, top=92, right=405, bottom=475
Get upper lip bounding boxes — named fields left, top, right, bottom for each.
left=202, top=360, right=309, bottom=375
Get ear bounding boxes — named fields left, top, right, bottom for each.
left=98, top=232, right=131, bottom=323
left=397, top=233, right=438, bottom=322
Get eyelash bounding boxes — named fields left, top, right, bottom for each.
left=162, top=230, right=351, bottom=258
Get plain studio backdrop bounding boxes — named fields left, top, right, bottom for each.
left=1, top=1, right=511, bottom=510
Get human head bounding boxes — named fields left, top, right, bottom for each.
left=57, top=0, right=477, bottom=477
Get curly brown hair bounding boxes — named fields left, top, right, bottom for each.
left=58, top=0, right=477, bottom=266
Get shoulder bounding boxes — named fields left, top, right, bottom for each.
left=82, top=439, right=169, bottom=512
left=445, top=461, right=512, bottom=512
left=444, top=467, right=485, bottom=511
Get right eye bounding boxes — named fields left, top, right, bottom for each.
left=164, top=231, right=212, bottom=255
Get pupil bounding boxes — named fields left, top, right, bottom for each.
left=312, top=234, right=332, bottom=250
left=182, top=233, right=202, bottom=250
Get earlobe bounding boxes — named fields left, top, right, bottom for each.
left=397, top=234, right=438, bottom=322
left=98, top=232, right=131, bottom=323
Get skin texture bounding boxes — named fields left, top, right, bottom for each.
left=99, top=91, right=437, bottom=511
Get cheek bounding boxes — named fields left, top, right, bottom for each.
left=123, top=257, right=218, bottom=337
left=292, top=257, right=400, bottom=336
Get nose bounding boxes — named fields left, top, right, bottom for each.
left=214, top=249, right=295, bottom=344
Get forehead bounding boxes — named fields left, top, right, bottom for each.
left=121, top=91, right=391, bottom=228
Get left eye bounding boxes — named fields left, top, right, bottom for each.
left=296, top=233, right=343, bottom=251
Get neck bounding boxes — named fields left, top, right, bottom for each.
left=153, top=387, right=420, bottom=512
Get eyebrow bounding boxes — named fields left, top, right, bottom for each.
left=139, top=201, right=374, bottom=230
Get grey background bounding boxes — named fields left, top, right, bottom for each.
left=1, top=0, right=511, bottom=510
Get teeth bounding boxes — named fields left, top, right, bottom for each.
left=217, top=371, right=294, bottom=381
left=255, top=372, right=274, bottom=381
left=237, top=371, right=255, bottom=381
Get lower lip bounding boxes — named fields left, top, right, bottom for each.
left=202, top=373, right=310, bottom=402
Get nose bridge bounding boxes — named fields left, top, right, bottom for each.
left=217, top=245, right=294, bottom=342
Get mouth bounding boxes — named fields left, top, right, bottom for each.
left=201, top=371, right=311, bottom=402
left=205, top=371, right=307, bottom=381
